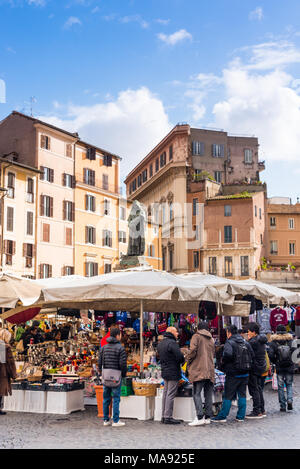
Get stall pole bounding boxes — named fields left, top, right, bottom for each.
left=140, top=299, right=144, bottom=375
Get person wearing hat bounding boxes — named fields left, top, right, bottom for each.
left=268, top=325, right=297, bottom=412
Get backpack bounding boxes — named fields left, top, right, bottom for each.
left=234, top=341, right=252, bottom=372
left=277, top=343, right=292, bottom=367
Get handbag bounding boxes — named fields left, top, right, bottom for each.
left=102, top=368, right=122, bottom=387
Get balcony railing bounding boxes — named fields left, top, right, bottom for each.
left=75, top=174, right=122, bottom=195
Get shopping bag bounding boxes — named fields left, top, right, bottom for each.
left=272, top=371, right=278, bottom=391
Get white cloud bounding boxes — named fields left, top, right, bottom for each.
left=193, top=73, right=223, bottom=88
left=242, top=41, right=300, bottom=70
left=157, top=29, right=192, bottom=46
left=27, top=0, right=46, bottom=5
left=91, top=6, right=99, bottom=14
left=155, top=19, right=170, bottom=25
left=249, top=6, right=264, bottom=21
left=119, top=15, right=149, bottom=29
left=63, top=16, right=82, bottom=29
left=38, top=87, right=172, bottom=181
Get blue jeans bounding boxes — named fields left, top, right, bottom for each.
left=277, top=373, right=293, bottom=409
left=103, top=384, right=121, bottom=423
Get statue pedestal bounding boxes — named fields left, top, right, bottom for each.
left=115, top=255, right=151, bottom=271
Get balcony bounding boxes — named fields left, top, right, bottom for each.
left=76, top=174, right=122, bottom=195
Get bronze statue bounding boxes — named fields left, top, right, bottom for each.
left=127, top=200, right=146, bottom=256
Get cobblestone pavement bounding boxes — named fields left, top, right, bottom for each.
left=0, top=376, right=299, bottom=449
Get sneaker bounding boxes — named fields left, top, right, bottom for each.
left=103, top=420, right=111, bottom=426
left=163, top=418, right=181, bottom=425
left=287, top=402, right=293, bottom=411
left=280, top=407, right=286, bottom=412
left=235, top=418, right=245, bottom=422
left=188, top=417, right=205, bottom=427
left=112, top=421, right=126, bottom=427
left=211, top=416, right=227, bottom=423
left=261, top=412, right=267, bottom=418
left=204, top=418, right=211, bottom=425
left=245, top=412, right=263, bottom=419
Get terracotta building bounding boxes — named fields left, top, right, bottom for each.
left=267, top=201, right=300, bottom=270
left=125, top=124, right=266, bottom=275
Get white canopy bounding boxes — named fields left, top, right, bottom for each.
left=0, top=272, right=42, bottom=308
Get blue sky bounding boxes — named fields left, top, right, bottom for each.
left=1, top=0, right=300, bottom=200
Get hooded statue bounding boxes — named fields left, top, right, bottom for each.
left=127, top=200, right=147, bottom=256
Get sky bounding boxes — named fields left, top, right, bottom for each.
left=0, top=0, right=300, bottom=200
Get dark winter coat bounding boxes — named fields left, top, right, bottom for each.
left=0, top=343, right=17, bottom=396
left=98, top=336, right=127, bottom=378
left=268, top=333, right=296, bottom=375
left=157, top=332, right=185, bottom=381
left=248, top=334, right=268, bottom=376
left=222, top=334, right=254, bottom=377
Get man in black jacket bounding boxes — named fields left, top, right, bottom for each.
left=246, top=322, right=267, bottom=419
left=157, top=327, right=185, bottom=425
left=98, top=327, right=127, bottom=427
left=268, top=325, right=297, bottom=412
left=212, top=325, right=254, bottom=423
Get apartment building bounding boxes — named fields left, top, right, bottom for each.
left=125, top=124, right=265, bottom=274
left=0, top=157, right=40, bottom=277
left=267, top=201, right=300, bottom=270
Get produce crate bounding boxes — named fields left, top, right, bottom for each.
left=121, top=385, right=133, bottom=396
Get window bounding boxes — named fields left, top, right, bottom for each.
left=260, top=234, right=263, bottom=245
left=244, top=149, right=253, bottom=164
left=162, top=204, right=166, bottom=224
left=63, top=266, right=74, bottom=276
left=26, top=212, right=33, bottom=236
left=209, top=257, right=217, bottom=275
left=102, top=174, right=109, bottom=191
left=224, top=256, right=233, bottom=277
left=162, top=248, right=166, bottom=271
left=40, top=135, right=50, bottom=150
left=39, top=264, right=52, bottom=279
left=103, top=199, right=110, bottom=216
left=63, top=201, right=74, bottom=222
left=85, top=226, right=96, bottom=244
left=42, top=223, right=50, bottom=243
left=23, top=243, right=34, bottom=268
left=169, top=203, right=174, bottom=221
left=118, top=231, right=126, bottom=243
left=66, top=227, right=72, bottom=246
left=224, top=226, right=232, bottom=243
left=120, top=206, right=126, bottom=221
left=212, top=144, right=224, bottom=157
left=259, top=208, right=262, bottom=220
left=65, top=144, right=72, bottom=158
left=270, top=240, right=278, bottom=255
left=149, top=164, right=153, bottom=178
left=62, top=173, right=75, bottom=188
left=85, top=262, right=98, bottom=277
left=194, top=225, right=199, bottom=241
left=104, top=264, right=112, bottom=274
left=224, top=205, right=231, bottom=217
left=4, top=240, right=15, bottom=265
left=85, top=194, right=96, bottom=212
left=160, top=152, right=166, bottom=168
left=103, top=229, right=112, bottom=247
left=83, top=168, right=95, bottom=186
left=193, top=198, right=198, bottom=216
left=132, top=179, right=136, bottom=191
left=103, top=155, right=112, bottom=166
left=192, top=141, right=204, bottom=156
left=137, top=174, right=142, bottom=187
left=169, top=247, right=174, bottom=271
left=7, top=172, right=15, bottom=198
left=255, top=206, right=257, bottom=217
left=270, top=216, right=276, bottom=227
left=193, top=251, right=199, bottom=269
left=241, top=256, right=249, bottom=276
left=86, top=147, right=96, bottom=160
left=214, top=171, right=222, bottom=183
left=7, top=207, right=14, bottom=231
left=142, top=169, right=148, bottom=183
left=40, top=167, right=54, bottom=183
left=155, top=158, right=159, bottom=172
left=289, top=242, right=296, bottom=256
left=169, top=145, right=173, bottom=161
left=289, top=218, right=295, bottom=229
left=27, top=178, right=34, bottom=203
left=148, top=245, right=155, bottom=257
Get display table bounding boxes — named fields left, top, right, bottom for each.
left=46, top=389, right=84, bottom=414
left=154, top=396, right=196, bottom=422
left=119, top=395, right=155, bottom=420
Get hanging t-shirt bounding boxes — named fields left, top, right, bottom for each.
left=133, top=319, right=140, bottom=333
left=270, top=307, right=288, bottom=332
left=116, top=311, right=127, bottom=323
left=231, top=316, right=242, bottom=330
left=256, top=308, right=272, bottom=334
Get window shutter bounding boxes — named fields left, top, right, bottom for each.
left=94, top=263, right=98, bottom=276
left=63, top=200, right=66, bottom=220
left=71, top=176, right=76, bottom=189
left=40, top=166, right=44, bottom=180
left=212, top=144, right=215, bottom=157
left=40, top=135, right=46, bottom=149
left=200, top=142, right=205, bottom=156
left=85, top=195, right=88, bottom=211
left=83, top=168, right=87, bottom=184
left=85, top=226, right=88, bottom=244
left=49, top=168, right=54, bottom=183
left=23, top=243, right=27, bottom=257
left=4, top=240, right=7, bottom=253
left=91, top=171, right=95, bottom=186
left=12, top=241, right=16, bottom=255
left=92, top=196, right=96, bottom=212
left=40, top=195, right=44, bottom=216
left=50, top=197, right=53, bottom=217
left=62, top=173, right=66, bottom=186
left=66, top=228, right=72, bottom=245
left=32, top=245, right=36, bottom=258
left=49, top=265, right=52, bottom=278
left=39, top=264, right=43, bottom=279
left=220, top=145, right=224, bottom=157
left=192, top=141, right=196, bottom=155
left=84, top=262, right=88, bottom=276
left=71, top=202, right=75, bottom=222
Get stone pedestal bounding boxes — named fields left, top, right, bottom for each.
left=115, top=255, right=151, bottom=270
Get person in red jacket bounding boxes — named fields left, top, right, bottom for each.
left=100, top=324, right=117, bottom=348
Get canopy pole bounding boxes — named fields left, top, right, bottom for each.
left=140, top=299, right=144, bottom=376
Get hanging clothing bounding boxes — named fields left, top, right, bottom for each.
left=270, top=307, right=288, bottom=332
left=230, top=317, right=242, bottom=330
left=256, top=308, right=272, bottom=334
